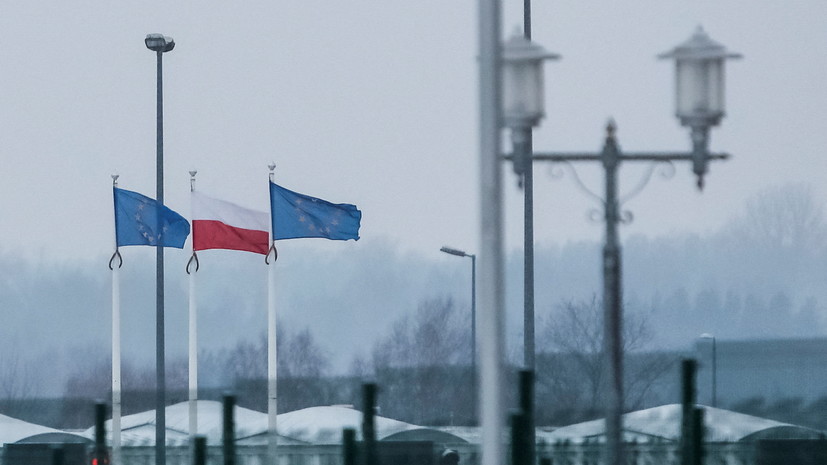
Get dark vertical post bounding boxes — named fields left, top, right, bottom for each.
left=601, top=123, right=624, bottom=465
left=521, top=0, right=535, bottom=377
left=691, top=407, right=704, bottom=465
left=51, top=446, right=65, bottom=465
left=711, top=337, right=717, bottom=408
left=510, top=411, right=529, bottom=465
left=362, top=384, right=378, bottom=465
left=94, top=402, right=107, bottom=465
left=681, top=359, right=697, bottom=465
left=192, top=436, right=207, bottom=465
left=222, top=395, right=236, bottom=465
left=471, top=254, right=477, bottom=425
left=155, top=48, right=167, bottom=465
left=519, top=370, right=535, bottom=465
left=342, top=428, right=357, bottom=465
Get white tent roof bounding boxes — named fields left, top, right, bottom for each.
left=82, top=401, right=423, bottom=446
left=82, top=400, right=302, bottom=446
left=276, top=405, right=419, bottom=444
left=547, top=404, right=822, bottom=444
left=0, top=413, right=67, bottom=446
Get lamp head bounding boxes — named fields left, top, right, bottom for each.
left=145, top=33, right=175, bottom=53
left=659, top=27, right=741, bottom=128
left=440, top=246, right=468, bottom=258
left=502, top=31, right=560, bottom=130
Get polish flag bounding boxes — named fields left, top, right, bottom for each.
left=191, top=191, right=270, bottom=255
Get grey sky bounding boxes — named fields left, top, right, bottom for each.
left=1, top=1, right=825, bottom=262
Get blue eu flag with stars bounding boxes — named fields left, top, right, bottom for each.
left=269, top=181, right=361, bottom=241
left=114, top=187, right=190, bottom=248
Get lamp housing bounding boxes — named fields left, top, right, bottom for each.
left=145, top=33, right=175, bottom=53
left=502, top=32, right=559, bottom=130
left=659, top=27, right=740, bottom=128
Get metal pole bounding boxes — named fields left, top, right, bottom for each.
left=189, top=173, right=198, bottom=438
left=523, top=140, right=535, bottom=371
left=222, top=395, right=236, bottom=465
left=711, top=337, right=717, bottom=408
left=362, top=384, right=378, bottom=465
left=478, top=0, right=504, bottom=464
left=601, top=123, right=623, bottom=465
left=470, top=253, right=477, bottom=425
left=523, top=0, right=535, bottom=375
left=154, top=49, right=167, bottom=465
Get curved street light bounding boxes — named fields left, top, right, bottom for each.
left=440, top=245, right=477, bottom=425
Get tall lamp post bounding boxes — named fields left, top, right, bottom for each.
left=440, top=246, right=477, bottom=422
left=145, top=33, right=175, bottom=465
left=699, top=333, right=717, bottom=407
left=502, top=27, right=740, bottom=465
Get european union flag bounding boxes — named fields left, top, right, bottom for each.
left=114, top=187, right=190, bottom=248
left=269, top=181, right=361, bottom=241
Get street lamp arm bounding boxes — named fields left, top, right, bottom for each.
left=525, top=151, right=729, bottom=162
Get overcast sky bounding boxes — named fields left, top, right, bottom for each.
left=0, top=1, right=825, bottom=264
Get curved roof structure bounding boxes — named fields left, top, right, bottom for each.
left=0, top=413, right=68, bottom=446
left=276, top=406, right=418, bottom=444
left=546, top=404, right=823, bottom=444
left=82, top=400, right=302, bottom=446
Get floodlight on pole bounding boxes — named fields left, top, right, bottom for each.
left=145, top=32, right=174, bottom=465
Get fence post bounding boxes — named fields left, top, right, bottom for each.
left=692, top=407, right=704, bottom=465
left=681, top=359, right=697, bottom=465
left=51, top=445, right=65, bottom=465
left=192, top=436, right=207, bottom=465
left=342, top=428, right=357, bottom=465
left=223, top=394, right=236, bottom=465
left=94, top=402, right=108, bottom=465
left=519, top=370, right=535, bottom=465
left=362, top=383, right=378, bottom=465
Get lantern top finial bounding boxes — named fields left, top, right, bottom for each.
left=658, top=26, right=741, bottom=61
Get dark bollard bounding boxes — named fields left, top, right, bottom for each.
left=342, top=428, right=357, bottom=465
left=680, top=359, right=697, bottom=465
left=691, top=407, right=705, bottom=465
left=510, top=411, right=530, bottom=465
left=362, top=383, right=378, bottom=465
left=223, top=394, right=236, bottom=465
left=192, top=435, right=207, bottom=465
left=51, top=445, right=65, bottom=465
left=93, top=402, right=108, bottom=465
left=518, top=370, right=535, bottom=465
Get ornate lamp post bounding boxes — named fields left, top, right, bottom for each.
left=502, top=28, right=740, bottom=465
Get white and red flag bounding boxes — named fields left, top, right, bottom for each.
left=191, top=191, right=270, bottom=254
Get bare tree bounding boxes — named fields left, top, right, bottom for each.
left=0, top=340, right=39, bottom=418
left=537, top=296, right=676, bottom=424
left=369, top=297, right=473, bottom=425
left=722, top=183, right=826, bottom=253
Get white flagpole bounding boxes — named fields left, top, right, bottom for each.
left=111, top=174, right=122, bottom=465
left=188, top=171, right=199, bottom=437
left=267, top=164, right=279, bottom=464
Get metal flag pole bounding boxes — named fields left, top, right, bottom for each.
left=110, top=174, right=123, bottom=465
left=478, top=0, right=505, bottom=464
left=266, top=163, right=279, bottom=464
left=187, top=171, right=199, bottom=437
